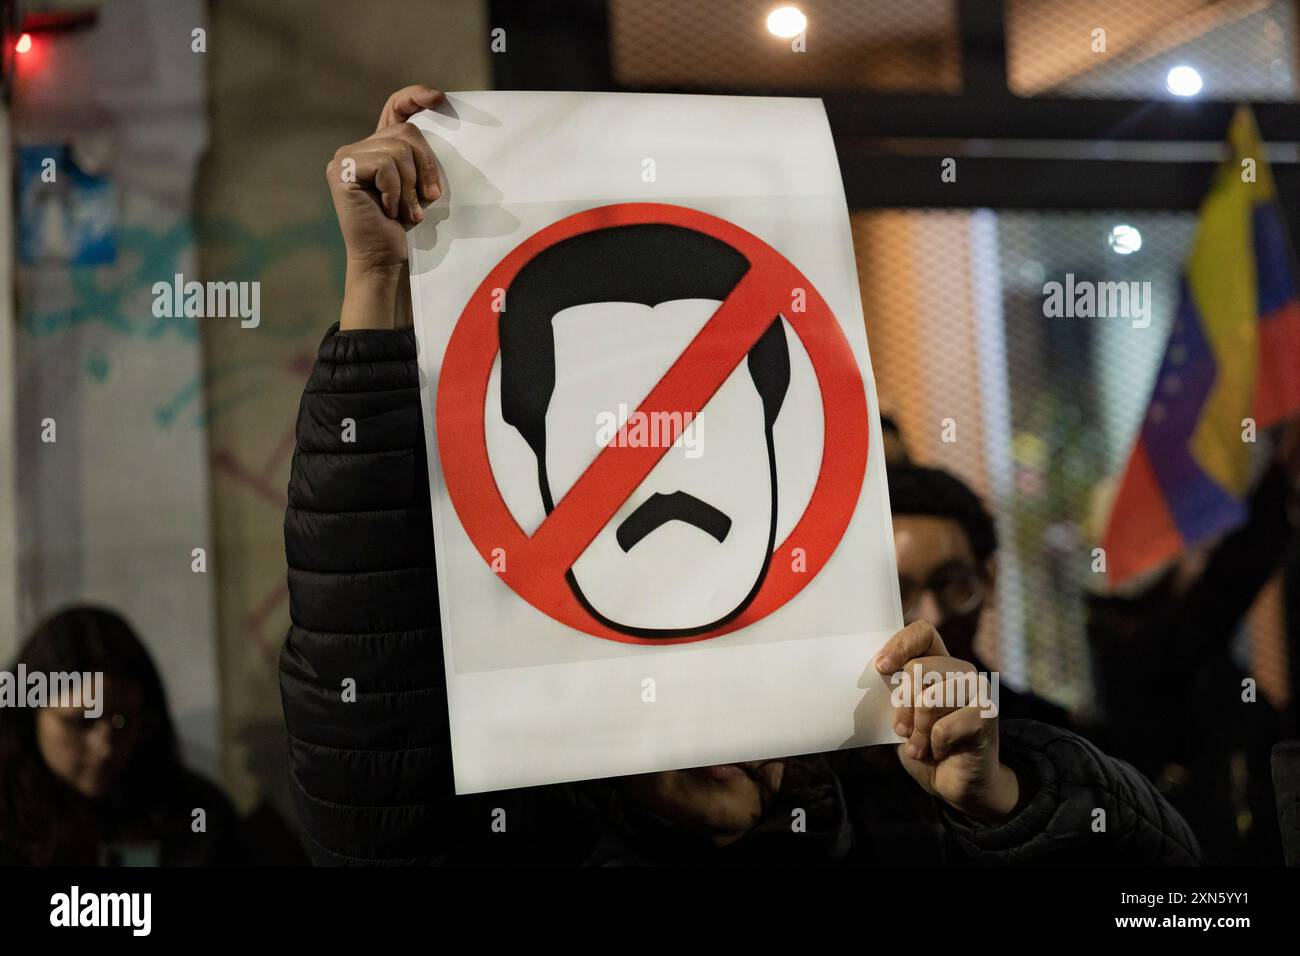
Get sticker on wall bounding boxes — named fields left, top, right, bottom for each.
left=18, top=144, right=117, bottom=267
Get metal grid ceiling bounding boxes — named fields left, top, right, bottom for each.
left=1005, top=0, right=1299, bottom=100
left=610, top=0, right=962, bottom=92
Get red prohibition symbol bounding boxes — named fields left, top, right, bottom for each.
left=437, top=202, right=869, bottom=644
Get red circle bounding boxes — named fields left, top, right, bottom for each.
left=436, top=203, right=868, bottom=644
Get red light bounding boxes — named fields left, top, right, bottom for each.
left=15, top=33, right=31, bottom=54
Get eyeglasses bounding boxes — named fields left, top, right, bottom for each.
left=898, top=564, right=986, bottom=622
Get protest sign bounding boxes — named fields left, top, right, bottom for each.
left=407, top=91, right=902, bottom=793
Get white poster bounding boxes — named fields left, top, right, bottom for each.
left=407, top=91, right=902, bottom=794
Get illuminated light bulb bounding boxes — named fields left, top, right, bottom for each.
left=1108, top=224, right=1142, bottom=255
left=766, top=6, right=806, bottom=39
left=1166, top=65, right=1203, bottom=97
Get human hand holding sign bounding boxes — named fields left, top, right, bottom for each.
left=873, top=621, right=1020, bottom=823
left=327, top=84, right=444, bottom=331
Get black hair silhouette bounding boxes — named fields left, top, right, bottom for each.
left=498, top=222, right=791, bottom=638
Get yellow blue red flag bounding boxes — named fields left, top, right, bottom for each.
left=1104, top=106, right=1300, bottom=584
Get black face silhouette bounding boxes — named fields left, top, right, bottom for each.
left=498, top=223, right=790, bottom=638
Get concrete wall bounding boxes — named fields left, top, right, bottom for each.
left=10, top=0, right=219, bottom=776
left=198, top=0, right=490, bottom=811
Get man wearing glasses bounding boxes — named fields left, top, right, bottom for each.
left=888, top=464, right=1072, bottom=728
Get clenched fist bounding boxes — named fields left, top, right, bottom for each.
left=874, top=620, right=1020, bottom=823
left=327, top=84, right=445, bottom=330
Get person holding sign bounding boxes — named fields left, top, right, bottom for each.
left=277, top=85, right=1199, bottom=865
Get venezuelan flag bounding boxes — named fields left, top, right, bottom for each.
left=1103, top=106, right=1300, bottom=585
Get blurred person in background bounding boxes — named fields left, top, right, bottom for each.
left=887, top=463, right=1076, bottom=729
left=0, top=606, right=243, bottom=866
left=879, top=413, right=911, bottom=467
left=1085, top=426, right=1300, bottom=864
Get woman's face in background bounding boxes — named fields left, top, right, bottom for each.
left=35, top=675, right=146, bottom=799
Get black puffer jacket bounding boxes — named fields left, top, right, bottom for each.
left=278, top=325, right=1202, bottom=866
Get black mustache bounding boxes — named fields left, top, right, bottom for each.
left=615, top=491, right=732, bottom=552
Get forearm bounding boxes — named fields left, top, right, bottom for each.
left=340, top=262, right=413, bottom=331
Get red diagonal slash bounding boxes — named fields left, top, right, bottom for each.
left=531, top=268, right=780, bottom=572
left=437, top=202, right=869, bottom=644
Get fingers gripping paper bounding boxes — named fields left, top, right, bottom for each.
left=406, top=91, right=903, bottom=794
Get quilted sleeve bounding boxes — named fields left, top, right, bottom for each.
left=277, top=324, right=453, bottom=865
left=940, top=719, right=1202, bottom=866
